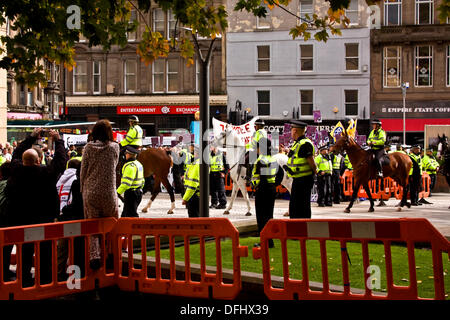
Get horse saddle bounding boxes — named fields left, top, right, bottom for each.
left=380, top=154, right=390, bottom=166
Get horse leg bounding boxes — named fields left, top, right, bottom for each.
left=142, top=177, right=161, bottom=213
left=239, top=179, right=252, bottom=216
left=344, top=181, right=360, bottom=213
left=363, top=182, right=375, bottom=213
left=161, top=176, right=176, bottom=214
left=224, top=181, right=238, bottom=215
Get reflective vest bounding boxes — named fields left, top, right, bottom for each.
left=422, top=154, right=439, bottom=175
left=332, top=154, right=342, bottom=170
left=344, top=154, right=353, bottom=170
left=183, top=158, right=200, bottom=201
left=246, top=129, right=267, bottom=151
left=183, top=151, right=195, bottom=172
left=286, top=138, right=315, bottom=178
left=117, top=159, right=144, bottom=195
left=251, top=155, right=277, bottom=188
left=210, top=153, right=224, bottom=172
left=120, top=125, right=143, bottom=147
left=409, top=153, right=422, bottom=176
left=66, top=155, right=82, bottom=169
left=315, top=154, right=332, bottom=175
left=367, top=129, right=386, bottom=150
left=0, top=156, right=5, bottom=166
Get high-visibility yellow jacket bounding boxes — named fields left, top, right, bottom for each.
left=286, top=138, right=315, bottom=178
left=367, top=129, right=386, bottom=150
left=251, top=155, right=277, bottom=188
left=183, top=158, right=200, bottom=201
left=66, top=155, right=82, bottom=169
left=117, top=159, right=144, bottom=195
left=246, top=129, right=267, bottom=151
left=120, top=125, right=143, bottom=147
left=210, top=153, right=225, bottom=172
left=422, top=154, right=439, bottom=175
left=409, top=153, right=422, bottom=176
left=315, top=154, right=332, bottom=175
left=344, top=154, right=353, bottom=170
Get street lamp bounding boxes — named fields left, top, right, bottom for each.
left=401, top=82, right=409, bottom=145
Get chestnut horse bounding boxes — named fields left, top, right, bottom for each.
left=331, top=132, right=412, bottom=213
left=117, top=147, right=175, bottom=214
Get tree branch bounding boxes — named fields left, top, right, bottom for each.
left=127, top=0, right=151, bottom=30
left=269, top=1, right=313, bottom=24
left=191, top=32, right=204, bottom=62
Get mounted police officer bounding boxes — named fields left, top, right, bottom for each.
left=251, top=137, right=278, bottom=248
left=315, top=145, right=333, bottom=207
left=117, top=146, right=145, bottom=217
left=283, top=121, right=317, bottom=219
left=367, top=119, right=387, bottom=177
left=244, top=119, right=268, bottom=183
left=120, top=115, right=143, bottom=161
left=209, top=145, right=228, bottom=209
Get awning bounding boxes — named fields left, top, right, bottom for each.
left=62, top=95, right=228, bottom=107
left=7, top=112, right=43, bottom=120
left=382, top=118, right=450, bottom=132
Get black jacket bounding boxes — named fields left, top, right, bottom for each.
left=5, top=135, right=67, bottom=226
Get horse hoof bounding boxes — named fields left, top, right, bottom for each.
left=397, top=207, right=402, bottom=212
left=283, top=212, right=289, bottom=217
left=368, top=208, right=374, bottom=213
left=245, top=212, right=252, bottom=216
left=142, top=208, right=148, bottom=213
left=223, top=211, right=230, bottom=215
left=344, top=208, right=350, bottom=213
left=167, top=210, right=174, bottom=215
left=406, top=203, right=411, bottom=209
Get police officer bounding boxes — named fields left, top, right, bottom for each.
left=251, top=137, right=277, bottom=248
left=210, top=145, right=228, bottom=209
left=329, top=145, right=344, bottom=204
left=367, top=119, right=387, bottom=177
left=181, top=143, right=195, bottom=178
left=408, top=144, right=422, bottom=206
left=283, top=121, right=317, bottom=219
left=117, top=146, right=145, bottom=217
left=244, top=119, right=268, bottom=182
left=315, top=145, right=333, bottom=207
left=182, top=145, right=200, bottom=217
left=420, top=147, right=439, bottom=202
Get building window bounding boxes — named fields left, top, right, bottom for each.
left=93, top=61, right=101, bottom=94
left=27, top=89, right=33, bottom=106
left=384, top=0, right=402, bottom=25
left=167, top=58, right=179, bottom=93
left=127, top=9, right=137, bottom=41
left=257, top=45, right=270, bottom=72
left=415, top=46, right=432, bottom=87
left=168, top=10, right=177, bottom=39
left=124, top=59, right=137, bottom=93
left=345, top=0, right=359, bottom=25
left=415, top=0, right=433, bottom=24
left=344, top=90, right=358, bottom=116
left=447, top=45, right=450, bottom=86
left=383, top=46, right=401, bottom=87
left=7, top=82, right=11, bottom=105
left=153, top=8, right=165, bottom=38
left=153, top=59, right=165, bottom=93
left=300, top=45, right=313, bottom=71
left=257, top=90, right=270, bottom=115
left=257, top=2, right=271, bottom=29
left=345, top=43, right=359, bottom=71
left=300, top=90, right=313, bottom=116
left=73, top=61, right=87, bottom=94
left=299, top=0, right=314, bottom=22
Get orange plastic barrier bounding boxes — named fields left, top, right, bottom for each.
left=341, top=171, right=430, bottom=200
left=0, top=218, right=117, bottom=300
left=253, top=218, right=450, bottom=300
left=112, top=218, right=248, bottom=300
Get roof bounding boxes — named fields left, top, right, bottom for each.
left=62, top=95, right=228, bottom=107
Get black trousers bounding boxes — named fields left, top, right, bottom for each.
left=210, top=172, right=227, bottom=206
left=408, top=176, right=420, bottom=204
left=372, top=148, right=386, bottom=172
left=187, top=194, right=200, bottom=217
left=429, top=174, right=436, bottom=196
left=255, top=183, right=275, bottom=247
left=331, top=170, right=341, bottom=202
left=121, top=189, right=143, bottom=218
left=317, top=174, right=332, bottom=205
left=289, top=175, right=314, bottom=219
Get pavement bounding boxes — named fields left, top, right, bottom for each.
left=134, top=191, right=450, bottom=240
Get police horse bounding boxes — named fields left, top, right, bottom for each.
left=215, top=124, right=293, bottom=216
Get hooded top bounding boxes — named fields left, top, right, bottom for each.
left=56, top=168, right=77, bottom=213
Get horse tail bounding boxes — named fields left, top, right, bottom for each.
left=169, top=155, right=173, bottom=168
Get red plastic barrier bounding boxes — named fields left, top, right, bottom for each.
left=253, top=218, right=450, bottom=300
left=112, top=218, right=248, bottom=300
left=0, top=218, right=117, bottom=300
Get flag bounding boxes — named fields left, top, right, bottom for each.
left=347, top=119, right=357, bottom=138
left=331, top=121, right=345, bottom=142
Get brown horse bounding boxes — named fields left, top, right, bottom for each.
left=117, top=147, right=175, bottom=214
left=331, top=132, right=412, bottom=213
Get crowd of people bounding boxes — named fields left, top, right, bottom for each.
left=0, top=116, right=443, bottom=284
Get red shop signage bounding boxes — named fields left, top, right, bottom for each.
left=117, top=105, right=199, bottom=115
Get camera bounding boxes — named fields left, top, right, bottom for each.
left=41, top=130, right=50, bottom=137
